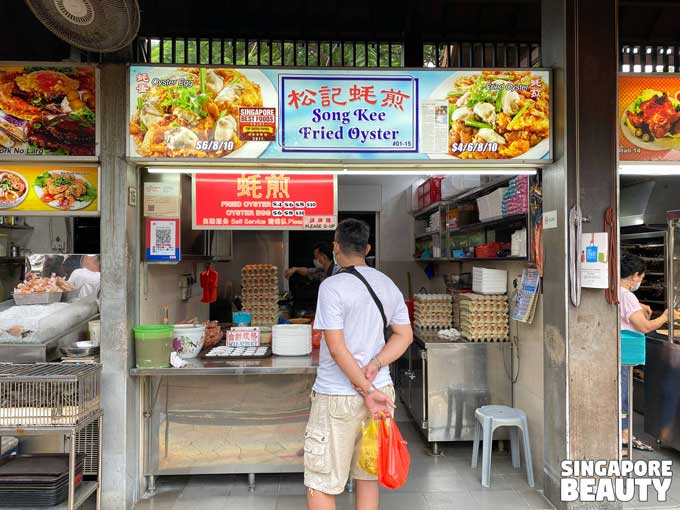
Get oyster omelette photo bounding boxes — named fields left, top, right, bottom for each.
left=129, top=67, right=271, bottom=158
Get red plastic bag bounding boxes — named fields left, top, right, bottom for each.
left=378, top=418, right=410, bottom=489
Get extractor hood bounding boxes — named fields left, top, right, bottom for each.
left=620, top=177, right=680, bottom=228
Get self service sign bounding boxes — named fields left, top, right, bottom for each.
left=193, top=173, right=337, bottom=230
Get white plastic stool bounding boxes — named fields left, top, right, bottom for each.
left=471, top=405, right=534, bottom=488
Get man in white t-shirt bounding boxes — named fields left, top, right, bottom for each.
left=305, top=219, right=413, bottom=510
left=67, top=255, right=100, bottom=300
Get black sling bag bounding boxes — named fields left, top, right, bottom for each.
left=342, top=266, right=393, bottom=341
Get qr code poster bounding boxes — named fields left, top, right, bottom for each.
left=145, top=218, right=180, bottom=262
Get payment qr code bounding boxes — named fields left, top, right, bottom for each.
left=155, top=228, right=171, bottom=246
left=150, top=220, right=176, bottom=257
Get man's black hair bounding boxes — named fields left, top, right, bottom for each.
left=313, top=242, right=334, bottom=261
left=621, top=253, right=646, bottom=279
left=335, top=218, right=370, bottom=256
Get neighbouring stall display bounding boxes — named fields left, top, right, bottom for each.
left=241, top=264, right=279, bottom=326
left=0, top=164, right=99, bottom=215
left=413, top=294, right=453, bottom=330
left=0, top=64, right=97, bottom=158
left=457, top=293, right=510, bottom=342
left=619, top=75, right=680, bottom=161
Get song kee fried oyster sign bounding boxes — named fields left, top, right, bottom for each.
left=192, top=173, right=337, bottom=230
left=128, top=66, right=551, bottom=163
left=280, top=76, right=417, bottom=152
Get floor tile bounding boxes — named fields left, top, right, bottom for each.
left=275, top=495, right=308, bottom=509
left=424, top=491, right=478, bottom=510
left=221, top=495, right=277, bottom=510
left=470, top=489, right=532, bottom=510
left=517, top=490, right=555, bottom=509
left=378, top=491, right=428, bottom=509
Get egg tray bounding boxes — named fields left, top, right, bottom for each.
left=202, top=345, right=272, bottom=360
left=414, top=322, right=452, bottom=330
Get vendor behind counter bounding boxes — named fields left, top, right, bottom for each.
left=284, top=242, right=340, bottom=316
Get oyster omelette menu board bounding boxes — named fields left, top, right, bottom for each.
left=0, top=64, right=97, bottom=158
left=619, top=75, right=680, bottom=162
left=0, top=164, right=99, bottom=215
left=128, top=67, right=551, bottom=163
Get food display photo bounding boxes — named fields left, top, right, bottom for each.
left=429, top=70, right=550, bottom=160
left=0, top=65, right=97, bottom=157
left=0, top=164, right=98, bottom=214
left=129, top=66, right=276, bottom=159
left=619, top=75, right=680, bottom=161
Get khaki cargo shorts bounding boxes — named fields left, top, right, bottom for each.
left=303, top=385, right=395, bottom=495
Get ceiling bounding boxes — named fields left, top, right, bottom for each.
left=1, top=0, right=680, bottom=62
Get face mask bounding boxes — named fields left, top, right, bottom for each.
left=631, top=281, right=641, bottom=292
left=313, top=259, right=323, bottom=269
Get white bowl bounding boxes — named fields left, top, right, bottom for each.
left=173, top=325, right=206, bottom=359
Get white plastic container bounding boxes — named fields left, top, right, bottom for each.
left=88, top=320, right=101, bottom=346
left=173, top=324, right=206, bottom=359
left=272, top=324, right=312, bottom=356
left=441, top=175, right=481, bottom=199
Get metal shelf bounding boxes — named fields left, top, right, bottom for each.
left=0, top=224, right=33, bottom=231
left=0, top=481, right=98, bottom=510
left=412, top=201, right=443, bottom=219
left=415, top=232, right=439, bottom=240
left=448, top=213, right=527, bottom=234
left=415, top=257, right=528, bottom=263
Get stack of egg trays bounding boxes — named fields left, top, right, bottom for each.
left=459, top=293, right=510, bottom=342
left=413, top=293, right=453, bottom=330
left=241, top=264, right=279, bottom=326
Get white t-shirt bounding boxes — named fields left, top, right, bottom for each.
left=68, top=268, right=101, bottom=299
left=313, top=266, right=411, bottom=395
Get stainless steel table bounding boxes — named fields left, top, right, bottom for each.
left=396, top=329, right=512, bottom=454
left=130, top=353, right=318, bottom=493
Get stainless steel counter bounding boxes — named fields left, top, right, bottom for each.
left=131, top=352, right=318, bottom=490
left=130, top=351, right=319, bottom=376
left=396, top=329, right=512, bottom=452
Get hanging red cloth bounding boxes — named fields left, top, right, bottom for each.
left=200, top=264, right=218, bottom=304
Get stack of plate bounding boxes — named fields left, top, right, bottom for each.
left=272, top=324, right=312, bottom=356
left=0, top=454, right=84, bottom=507
left=472, top=267, right=508, bottom=295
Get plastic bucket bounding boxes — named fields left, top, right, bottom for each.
left=621, top=330, right=646, bottom=366
left=133, top=325, right=174, bottom=368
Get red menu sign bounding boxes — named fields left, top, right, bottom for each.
left=193, top=173, right=337, bottom=230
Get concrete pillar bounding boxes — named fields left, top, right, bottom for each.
left=541, top=0, right=620, bottom=509
left=99, top=64, right=140, bottom=510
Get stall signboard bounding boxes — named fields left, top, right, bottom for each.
left=619, top=75, right=680, bottom=162
left=145, top=218, right=180, bottom=262
left=0, top=164, right=99, bottom=216
left=0, top=63, right=97, bottom=159
left=129, top=66, right=551, bottom=164
left=193, top=173, right=337, bottom=230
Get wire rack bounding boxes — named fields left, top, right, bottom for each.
left=0, top=363, right=101, bottom=428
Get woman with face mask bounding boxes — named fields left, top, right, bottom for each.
left=619, top=253, right=675, bottom=453
left=620, top=253, right=670, bottom=333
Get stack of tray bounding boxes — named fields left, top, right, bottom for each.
left=0, top=454, right=84, bottom=507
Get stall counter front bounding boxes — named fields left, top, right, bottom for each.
left=131, top=353, right=318, bottom=490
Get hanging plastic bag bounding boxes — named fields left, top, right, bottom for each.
left=378, top=417, right=410, bottom=489
left=357, top=418, right=380, bottom=476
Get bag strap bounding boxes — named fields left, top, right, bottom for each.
left=342, top=266, right=388, bottom=329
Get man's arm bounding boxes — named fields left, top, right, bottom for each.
left=363, top=323, right=412, bottom=382
left=325, top=329, right=396, bottom=416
